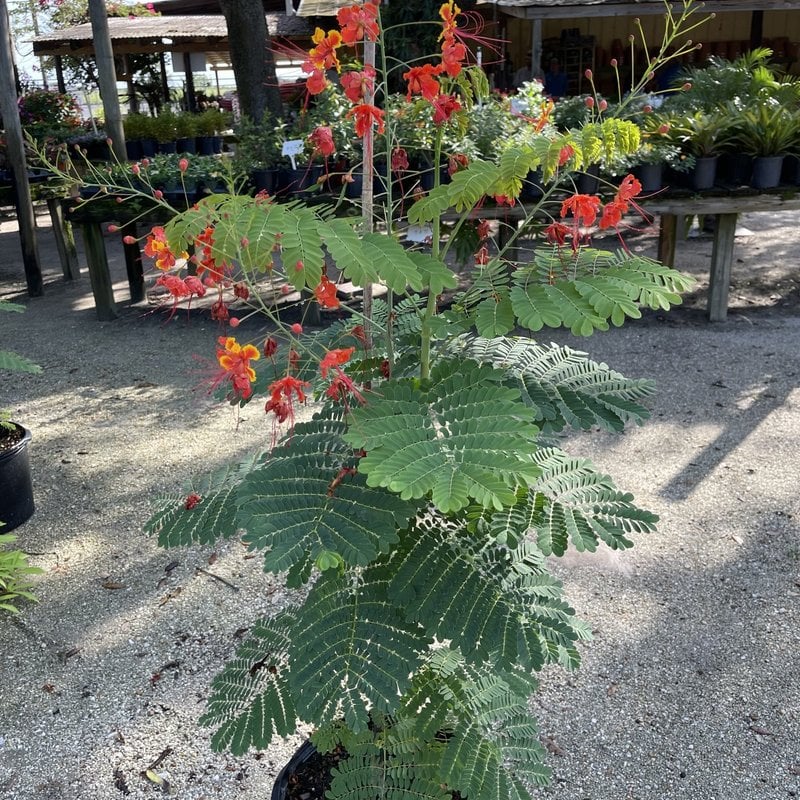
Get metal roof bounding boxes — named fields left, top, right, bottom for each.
left=487, top=0, right=800, bottom=18
left=31, top=13, right=313, bottom=57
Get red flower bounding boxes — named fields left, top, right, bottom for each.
left=340, top=66, right=375, bottom=103
left=211, top=299, right=229, bottom=322
left=265, top=375, right=310, bottom=425
left=308, top=27, right=342, bottom=72
left=560, top=193, right=602, bottom=228
left=391, top=147, right=409, bottom=173
left=474, top=245, right=489, bottom=265
left=544, top=221, right=570, bottom=246
left=403, top=64, right=442, bottom=102
left=432, top=94, right=462, bottom=125
left=616, top=173, right=642, bottom=202
left=144, top=226, right=187, bottom=271
left=305, top=67, right=328, bottom=95
left=337, top=1, right=379, bottom=45
left=308, top=125, right=336, bottom=157
left=347, top=104, right=385, bottom=137
left=494, top=194, right=516, bottom=208
left=320, top=347, right=355, bottom=378
left=325, top=370, right=366, bottom=405
left=216, top=336, right=261, bottom=401
left=350, top=324, right=367, bottom=345
left=476, top=219, right=491, bottom=240
left=599, top=198, right=627, bottom=231
left=558, top=144, right=575, bottom=166
left=184, top=492, right=202, bottom=510
left=314, top=275, right=340, bottom=308
left=233, top=281, right=249, bottom=300
left=448, top=153, right=469, bottom=175
left=263, top=336, right=278, bottom=358
left=380, top=359, right=391, bottom=379
left=441, top=39, right=467, bottom=78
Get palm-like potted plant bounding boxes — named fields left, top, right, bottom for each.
left=669, top=109, right=733, bottom=189
left=727, top=100, right=800, bottom=188
left=125, top=2, right=706, bottom=798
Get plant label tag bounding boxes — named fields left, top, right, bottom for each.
left=406, top=224, right=433, bottom=244
left=510, top=98, right=525, bottom=115
left=282, top=139, right=304, bottom=171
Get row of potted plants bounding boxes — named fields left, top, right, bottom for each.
left=123, top=109, right=231, bottom=159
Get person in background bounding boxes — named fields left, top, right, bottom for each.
left=544, top=59, right=568, bottom=98
left=513, top=55, right=533, bottom=88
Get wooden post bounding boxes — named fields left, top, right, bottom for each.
left=707, top=213, right=737, bottom=322
left=54, top=54, right=66, bottom=93
left=183, top=52, right=197, bottom=112
left=81, top=223, right=118, bottom=321
left=47, top=198, right=80, bottom=281
left=87, top=0, right=126, bottom=162
left=657, top=213, right=677, bottom=267
left=124, top=53, right=138, bottom=114
left=159, top=52, right=170, bottom=107
left=120, top=222, right=144, bottom=303
left=0, top=0, right=42, bottom=297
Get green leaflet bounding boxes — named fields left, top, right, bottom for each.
left=343, top=360, right=540, bottom=513
left=460, top=336, right=655, bottom=434
left=200, top=613, right=297, bottom=755
left=146, top=452, right=263, bottom=547
left=0, top=351, right=41, bottom=373
left=385, top=519, right=582, bottom=671
left=361, top=232, right=424, bottom=292
left=238, top=416, right=419, bottom=576
left=289, top=569, right=432, bottom=732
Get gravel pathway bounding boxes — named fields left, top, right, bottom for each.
left=0, top=209, right=798, bottom=799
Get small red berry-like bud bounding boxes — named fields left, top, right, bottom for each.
left=599, top=99, right=608, bottom=111
left=123, top=235, right=136, bottom=244
left=229, top=317, right=240, bottom=327
left=295, top=260, right=304, bottom=272
left=106, top=137, right=113, bottom=146
left=584, top=68, right=593, bottom=80
left=610, top=58, right=618, bottom=68
left=142, top=158, right=150, bottom=167
left=682, top=82, right=692, bottom=91
left=179, top=158, right=189, bottom=173
left=585, top=96, right=595, bottom=108
left=131, top=163, right=140, bottom=175
left=280, top=284, right=291, bottom=295
left=154, top=189, right=163, bottom=199
left=658, top=123, right=670, bottom=135
left=643, top=104, right=653, bottom=113
left=233, top=282, right=249, bottom=300
left=264, top=337, right=278, bottom=358
left=115, top=197, right=124, bottom=204
left=184, top=492, right=202, bottom=510
left=240, top=236, right=249, bottom=248
left=290, top=323, right=303, bottom=335
left=107, top=224, right=118, bottom=233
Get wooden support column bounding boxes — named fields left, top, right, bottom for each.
left=707, top=213, right=738, bottom=322
left=657, top=213, right=677, bottom=267
left=54, top=54, right=66, bottom=93
left=159, top=52, right=170, bottom=106
left=81, top=223, right=118, bottom=321
left=183, top=52, right=197, bottom=112
left=0, top=0, right=42, bottom=296
left=120, top=222, right=144, bottom=303
left=124, top=54, right=139, bottom=114
left=47, top=198, right=80, bottom=280
left=531, top=18, right=542, bottom=77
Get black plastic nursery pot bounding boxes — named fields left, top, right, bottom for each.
left=271, top=742, right=344, bottom=800
left=0, top=423, right=35, bottom=532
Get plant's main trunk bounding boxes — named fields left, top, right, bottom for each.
left=218, top=0, right=282, bottom=122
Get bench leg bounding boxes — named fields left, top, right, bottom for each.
left=657, top=213, right=677, bottom=266
left=47, top=198, right=80, bottom=281
left=81, top=223, right=119, bottom=321
left=121, top=222, right=145, bottom=303
left=707, top=213, right=737, bottom=322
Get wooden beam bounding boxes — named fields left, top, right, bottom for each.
left=0, top=0, right=42, bottom=297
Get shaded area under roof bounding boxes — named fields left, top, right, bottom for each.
left=486, top=0, right=800, bottom=18
left=31, top=13, right=313, bottom=57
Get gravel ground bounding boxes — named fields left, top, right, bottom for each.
left=0, top=207, right=798, bottom=800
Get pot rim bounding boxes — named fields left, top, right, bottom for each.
left=0, top=422, right=31, bottom=463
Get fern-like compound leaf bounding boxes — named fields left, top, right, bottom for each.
left=200, top=613, right=297, bottom=755
left=344, top=360, right=540, bottom=513
left=239, top=417, right=419, bottom=576
left=461, top=336, right=655, bottom=433
left=361, top=232, right=424, bottom=293
left=146, top=452, right=262, bottom=547
left=0, top=351, right=41, bottom=373
left=289, top=569, right=431, bottom=732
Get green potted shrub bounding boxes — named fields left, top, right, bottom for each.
left=232, top=113, right=285, bottom=194
left=669, top=109, right=733, bottom=189
left=196, top=109, right=230, bottom=154
left=175, top=112, right=200, bottom=154
left=727, top=100, right=800, bottom=188
left=152, top=111, right=179, bottom=154
left=124, top=112, right=157, bottom=158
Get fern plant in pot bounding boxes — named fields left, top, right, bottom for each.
left=139, top=2, right=706, bottom=797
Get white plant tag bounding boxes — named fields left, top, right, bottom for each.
left=406, top=224, right=433, bottom=244
left=282, top=139, right=304, bottom=170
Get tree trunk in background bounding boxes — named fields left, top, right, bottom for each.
left=219, top=0, right=282, bottom=122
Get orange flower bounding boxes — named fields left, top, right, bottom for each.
left=347, top=104, right=385, bottom=137
left=320, top=347, right=355, bottom=378
left=265, top=375, right=310, bottom=425
left=217, top=336, right=260, bottom=400
left=308, top=126, right=335, bottom=157
left=144, top=226, right=188, bottom=271
left=439, top=0, right=461, bottom=35
left=314, top=276, right=340, bottom=308
left=560, top=193, right=602, bottom=228
left=441, top=39, right=467, bottom=78
left=403, top=64, right=442, bottom=102
left=616, top=173, right=642, bottom=202
left=599, top=198, right=627, bottom=231
left=544, top=221, right=570, bottom=246
left=432, top=93, right=461, bottom=125
left=305, top=67, right=328, bottom=95
left=337, top=1, right=379, bottom=46
left=340, top=66, right=375, bottom=103
left=308, top=27, right=342, bottom=72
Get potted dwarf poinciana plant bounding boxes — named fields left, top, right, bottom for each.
left=131, top=2, right=707, bottom=797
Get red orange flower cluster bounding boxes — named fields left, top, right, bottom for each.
left=598, top=174, right=643, bottom=232
left=265, top=375, right=310, bottom=424
left=217, top=336, right=260, bottom=401
left=144, top=226, right=187, bottom=271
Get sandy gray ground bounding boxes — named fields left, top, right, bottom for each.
left=0, top=205, right=798, bottom=800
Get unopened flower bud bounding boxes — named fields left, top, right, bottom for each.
left=682, top=82, right=692, bottom=91
left=585, top=96, right=595, bottom=108
left=131, top=163, right=140, bottom=175
left=610, top=58, right=618, bottom=68
left=599, top=99, right=608, bottom=111
left=106, top=137, right=113, bottom=146
left=643, top=104, right=653, bottom=113
left=179, top=158, right=189, bottom=173
left=229, top=317, right=240, bottom=327
left=584, top=68, right=593, bottom=80
left=280, top=284, right=291, bottom=295
left=628, top=34, right=635, bottom=43
left=142, top=158, right=150, bottom=167
left=123, top=235, right=136, bottom=244
left=658, top=123, right=670, bottom=135
left=647, top=71, right=655, bottom=81
left=107, top=224, right=118, bottom=232
left=154, top=189, right=163, bottom=199
left=290, top=323, right=303, bottom=334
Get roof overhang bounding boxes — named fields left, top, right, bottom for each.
left=486, top=0, right=800, bottom=20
